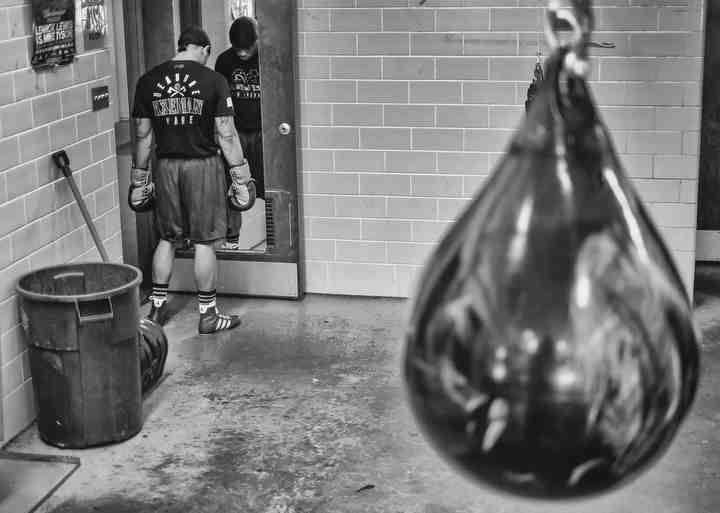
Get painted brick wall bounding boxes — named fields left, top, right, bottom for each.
left=296, top=0, right=704, bottom=298
left=0, top=1, right=121, bottom=443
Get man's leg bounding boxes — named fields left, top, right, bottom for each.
left=194, top=242, right=241, bottom=334
left=147, top=240, right=175, bottom=325
left=153, top=239, right=175, bottom=284
left=148, top=158, right=182, bottom=326
left=193, top=242, right=217, bottom=292
left=186, top=155, right=241, bottom=334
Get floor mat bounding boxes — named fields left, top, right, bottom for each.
left=0, top=452, right=80, bottom=513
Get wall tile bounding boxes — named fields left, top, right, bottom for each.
left=411, top=34, right=462, bottom=56
left=438, top=105, right=489, bottom=128
left=359, top=33, right=409, bottom=55
left=410, top=81, right=461, bottom=103
left=326, top=262, right=396, bottom=296
left=303, top=196, right=335, bottom=216
left=306, top=33, right=356, bottom=55
left=2, top=99, right=33, bottom=137
left=358, top=81, right=408, bottom=103
left=412, top=175, right=464, bottom=197
left=335, top=196, right=386, bottom=218
left=463, top=33, right=517, bottom=55
left=307, top=80, right=356, bottom=102
left=437, top=152, right=489, bottom=174
left=463, top=81, right=515, bottom=104
left=331, top=57, right=381, bottom=79
left=383, top=9, right=434, bottom=32
left=438, top=58, right=488, bottom=80
left=383, top=57, right=434, bottom=79
left=310, top=217, right=362, bottom=239
left=334, top=104, right=382, bottom=126
left=388, top=197, right=438, bottom=219
left=331, top=9, right=380, bottom=32
left=413, top=128, right=463, bottom=151
left=437, top=9, right=490, bottom=31
left=334, top=150, right=384, bottom=171
left=362, top=219, right=412, bottom=241
left=386, top=151, right=436, bottom=172
left=32, top=93, right=62, bottom=126
left=0, top=38, right=28, bottom=73
left=359, top=174, right=413, bottom=196
left=360, top=127, right=411, bottom=149
left=384, top=105, right=434, bottom=127
left=299, top=9, right=330, bottom=32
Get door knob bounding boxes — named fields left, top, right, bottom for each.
left=278, top=123, right=292, bottom=135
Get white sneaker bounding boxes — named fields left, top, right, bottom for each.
left=222, top=240, right=240, bottom=250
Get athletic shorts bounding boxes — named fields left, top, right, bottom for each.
left=154, top=154, right=228, bottom=245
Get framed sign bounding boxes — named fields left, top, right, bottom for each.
left=31, top=0, right=76, bottom=68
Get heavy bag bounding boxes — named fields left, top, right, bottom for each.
left=138, top=318, right=168, bottom=394
left=402, top=47, right=700, bottom=499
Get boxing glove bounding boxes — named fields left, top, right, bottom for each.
left=128, top=167, right=155, bottom=212
left=228, top=160, right=256, bottom=211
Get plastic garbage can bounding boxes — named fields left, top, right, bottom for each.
left=16, top=263, right=143, bottom=449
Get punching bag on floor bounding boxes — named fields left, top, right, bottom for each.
left=139, top=318, right=168, bottom=394
left=402, top=0, right=700, bottom=500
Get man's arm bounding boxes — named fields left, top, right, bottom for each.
left=215, top=115, right=250, bottom=183
left=133, top=117, right=154, bottom=169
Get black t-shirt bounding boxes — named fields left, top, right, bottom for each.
left=215, top=49, right=261, bottom=132
left=132, top=60, right=235, bottom=159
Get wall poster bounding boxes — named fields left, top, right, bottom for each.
left=80, top=0, right=107, bottom=50
left=31, top=0, right=76, bottom=68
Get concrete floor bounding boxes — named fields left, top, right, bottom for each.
left=5, top=266, right=720, bottom=513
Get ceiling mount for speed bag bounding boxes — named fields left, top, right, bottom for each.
left=402, top=0, right=700, bottom=500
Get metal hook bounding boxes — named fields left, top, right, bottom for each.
left=544, top=0, right=594, bottom=78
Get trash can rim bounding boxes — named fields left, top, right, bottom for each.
left=15, top=262, right=143, bottom=303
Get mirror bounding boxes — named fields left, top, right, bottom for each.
left=201, top=0, right=267, bottom=254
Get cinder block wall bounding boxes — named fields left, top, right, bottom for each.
left=0, top=3, right=122, bottom=442
left=297, top=0, right=704, bottom=297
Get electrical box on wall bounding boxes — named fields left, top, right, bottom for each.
left=92, top=86, right=110, bottom=111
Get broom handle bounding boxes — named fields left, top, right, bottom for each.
left=52, top=151, right=110, bottom=263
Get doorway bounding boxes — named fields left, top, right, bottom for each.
left=695, top=0, right=720, bottom=301
left=697, top=0, right=720, bottom=262
left=118, top=0, right=304, bottom=299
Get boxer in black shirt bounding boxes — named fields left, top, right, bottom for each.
left=130, top=26, right=251, bottom=334
left=215, top=16, right=264, bottom=250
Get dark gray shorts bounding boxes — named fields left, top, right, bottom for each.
left=154, top=155, right=228, bottom=244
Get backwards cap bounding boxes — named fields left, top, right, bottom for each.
left=177, top=25, right=211, bottom=51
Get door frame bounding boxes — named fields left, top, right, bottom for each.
left=118, top=0, right=305, bottom=298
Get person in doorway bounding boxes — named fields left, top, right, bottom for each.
left=215, top=15, right=265, bottom=251
left=129, top=26, right=252, bottom=334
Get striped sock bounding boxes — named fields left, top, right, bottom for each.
left=198, top=290, right=217, bottom=314
left=151, top=283, right=169, bottom=308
